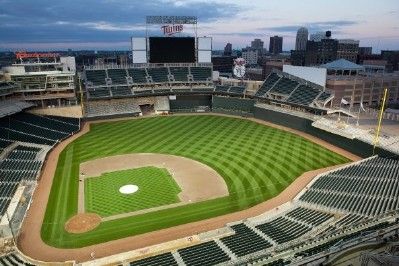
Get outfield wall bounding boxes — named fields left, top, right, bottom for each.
left=253, top=107, right=396, bottom=158
left=169, top=95, right=212, bottom=111
left=212, top=96, right=255, bottom=113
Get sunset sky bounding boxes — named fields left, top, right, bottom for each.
left=0, top=0, right=397, bottom=51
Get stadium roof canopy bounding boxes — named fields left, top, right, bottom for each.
left=321, top=59, right=365, bottom=71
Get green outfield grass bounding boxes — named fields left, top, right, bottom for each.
left=42, top=115, right=350, bottom=248
left=85, top=167, right=181, bottom=217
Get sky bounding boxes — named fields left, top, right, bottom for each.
left=0, top=0, right=398, bottom=52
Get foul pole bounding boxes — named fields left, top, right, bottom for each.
left=373, top=88, right=388, bottom=155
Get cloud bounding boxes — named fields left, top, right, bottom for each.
left=212, top=32, right=266, bottom=37
left=0, top=0, right=240, bottom=46
left=386, top=10, right=397, bottom=15
left=260, top=20, right=359, bottom=33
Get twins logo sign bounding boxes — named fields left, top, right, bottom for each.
left=161, top=24, right=184, bottom=36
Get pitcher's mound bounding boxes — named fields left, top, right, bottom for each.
left=65, top=213, right=101, bottom=234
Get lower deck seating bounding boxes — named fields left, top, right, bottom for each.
left=0, top=253, right=35, bottom=266
left=193, top=87, right=214, bottom=93
left=0, top=183, right=18, bottom=199
left=0, top=198, right=11, bottom=217
left=86, top=99, right=141, bottom=117
left=88, top=88, right=111, bottom=98
left=111, top=86, right=132, bottom=97
left=43, top=115, right=80, bottom=128
left=14, top=112, right=79, bottom=133
left=299, top=157, right=399, bottom=216
left=295, top=222, right=390, bottom=258
left=228, top=86, right=245, bottom=95
left=215, top=85, right=229, bottom=92
left=133, top=90, right=153, bottom=96
left=335, top=214, right=364, bottom=227
left=129, top=252, right=177, bottom=266
left=221, top=224, right=272, bottom=257
left=286, top=207, right=333, bottom=226
left=0, top=170, right=38, bottom=182
left=0, top=127, right=55, bottom=145
left=0, top=144, right=43, bottom=219
left=265, top=259, right=291, bottom=266
left=0, top=139, right=13, bottom=149
left=0, top=113, right=73, bottom=143
left=256, top=217, right=311, bottom=244
left=178, top=241, right=230, bottom=266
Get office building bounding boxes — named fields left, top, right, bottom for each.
left=269, top=36, right=283, bottom=54
left=224, top=43, right=232, bottom=56
left=337, top=39, right=359, bottom=63
left=295, top=27, right=308, bottom=51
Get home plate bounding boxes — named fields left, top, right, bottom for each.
left=119, top=184, right=139, bottom=194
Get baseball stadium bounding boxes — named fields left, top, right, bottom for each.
left=0, top=15, right=399, bottom=266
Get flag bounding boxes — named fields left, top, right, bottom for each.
left=341, top=98, right=349, bottom=105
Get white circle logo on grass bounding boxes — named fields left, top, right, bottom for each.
left=119, top=185, right=139, bottom=194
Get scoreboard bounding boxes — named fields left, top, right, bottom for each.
left=131, top=36, right=212, bottom=64
left=149, top=37, right=195, bottom=63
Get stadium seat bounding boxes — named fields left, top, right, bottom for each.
left=169, top=67, right=189, bottom=82
left=286, top=85, right=321, bottom=106
left=128, top=68, right=148, bottom=84
left=255, top=216, right=311, bottom=244
left=178, top=241, right=230, bottom=266
left=299, top=157, right=399, bottom=216
left=221, top=224, right=272, bottom=257
left=190, top=67, right=212, bottom=82
left=255, top=73, right=281, bottom=97
left=147, top=67, right=169, bottom=83
left=85, top=70, right=107, bottom=86
left=107, top=69, right=128, bottom=85
left=110, top=86, right=133, bottom=97
left=129, top=252, right=177, bottom=266
left=269, top=77, right=299, bottom=95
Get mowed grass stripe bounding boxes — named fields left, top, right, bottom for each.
left=42, top=115, right=351, bottom=248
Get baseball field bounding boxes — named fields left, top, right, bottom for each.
left=41, top=115, right=350, bottom=248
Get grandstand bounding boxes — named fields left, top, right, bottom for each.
left=85, top=99, right=142, bottom=118
left=82, top=64, right=338, bottom=120
left=254, top=70, right=333, bottom=109
left=1, top=35, right=398, bottom=266
left=0, top=53, right=77, bottom=108
left=123, top=155, right=399, bottom=266
left=84, top=65, right=213, bottom=89
left=0, top=112, right=80, bottom=228
left=0, top=252, right=34, bottom=266
left=298, top=157, right=399, bottom=216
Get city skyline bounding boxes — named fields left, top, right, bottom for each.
left=0, top=0, right=398, bottom=51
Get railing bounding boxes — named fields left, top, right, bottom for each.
left=84, top=62, right=213, bottom=70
